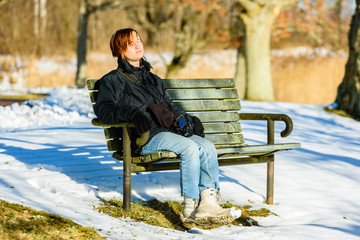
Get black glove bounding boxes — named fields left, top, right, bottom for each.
left=132, top=112, right=152, bottom=135
left=172, top=114, right=194, bottom=137
left=191, top=116, right=205, bottom=137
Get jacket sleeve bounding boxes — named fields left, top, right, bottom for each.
left=152, top=73, right=186, bottom=117
left=94, top=76, right=138, bottom=124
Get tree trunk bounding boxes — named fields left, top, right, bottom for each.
left=166, top=52, right=193, bottom=78
left=165, top=3, right=198, bottom=79
left=334, top=0, right=343, bottom=49
left=34, top=0, right=40, bottom=37
left=241, top=10, right=275, bottom=101
left=75, top=0, right=88, bottom=88
left=166, top=62, right=182, bottom=79
left=74, top=0, right=124, bottom=87
left=34, top=0, right=47, bottom=55
left=335, top=1, right=360, bottom=119
left=234, top=45, right=246, bottom=99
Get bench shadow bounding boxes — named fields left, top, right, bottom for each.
left=2, top=122, right=359, bottom=238
left=220, top=171, right=266, bottom=200
left=0, top=124, right=290, bottom=204
left=306, top=223, right=360, bottom=238
left=0, top=126, right=177, bottom=202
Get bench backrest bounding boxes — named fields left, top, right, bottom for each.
left=87, top=78, right=245, bottom=150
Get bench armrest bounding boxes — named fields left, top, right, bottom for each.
left=91, top=118, right=150, bottom=146
left=238, top=113, right=294, bottom=144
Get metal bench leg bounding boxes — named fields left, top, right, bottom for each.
left=266, top=155, right=274, bottom=204
left=123, top=127, right=132, bottom=211
left=266, top=119, right=275, bottom=204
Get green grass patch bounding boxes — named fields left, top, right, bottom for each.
left=0, top=199, right=105, bottom=240
left=97, top=199, right=276, bottom=231
left=223, top=202, right=277, bottom=227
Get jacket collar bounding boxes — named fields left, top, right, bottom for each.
left=117, top=57, right=152, bottom=74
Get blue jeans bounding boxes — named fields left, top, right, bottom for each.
left=140, top=132, right=220, bottom=199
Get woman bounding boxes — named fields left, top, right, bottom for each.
left=94, top=28, right=235, bottom=226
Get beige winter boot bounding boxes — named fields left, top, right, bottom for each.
left=180, top=197, right=199, bottom=224
left=194, top=188, right=236, bottom=226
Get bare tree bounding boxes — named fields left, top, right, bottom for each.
left=0, top=0, right=11, bottom=5
left=128, top=0, right=226, bottom=78
left=75, top=0, right=125, bottom=88
left=335, top=0, right=360, bottom=119
left=229, top=2, right=246, bottom=99
left=34, top=0, right=47, bottom=55
left=166, top=0, right=226, bottom=78
left=127, top=0, right=175, bottom=47
left=332, top=0, right=353, bottom=50
left=235, top=0, right=296, bottom=101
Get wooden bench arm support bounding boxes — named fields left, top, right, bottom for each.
left=91, top=118, right=150, bottom=146
left=238, top=113, right=294, bottom=144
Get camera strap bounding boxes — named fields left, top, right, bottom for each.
left=116, top=69, right=163, bottom=103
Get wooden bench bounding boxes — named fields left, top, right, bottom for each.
left=87, top=78, right=301, bottom=210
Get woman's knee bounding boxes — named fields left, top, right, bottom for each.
left=199, top=139, right=217, bottom=155
left=178, top=138, right=199, bottom=156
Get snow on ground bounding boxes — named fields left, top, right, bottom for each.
left=0, top=86, right=360, bottom=239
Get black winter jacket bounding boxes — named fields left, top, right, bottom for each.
left=94, top=57, right=184, bottom=155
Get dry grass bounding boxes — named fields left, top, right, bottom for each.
left=97, top=198, right=274, bottom=231
left=0, top=199, right=105, bottom=240
left=272, top=54, right=346, bottom=104
left=0, top=50, right=347, bottom=105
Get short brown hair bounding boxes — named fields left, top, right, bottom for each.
left=110, top=28, right=142, bottom=58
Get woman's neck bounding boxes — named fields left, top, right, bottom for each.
left=127, top=59, right=140, bottom=67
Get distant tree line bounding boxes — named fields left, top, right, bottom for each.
left=0, top=0, right=354, bottom=103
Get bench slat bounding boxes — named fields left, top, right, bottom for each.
left=87, top=78, right=236, bottom=91
left=87, top=79, right=98, bottom=90
left=173, top=100, right=241, bottom=111
left=104, top=122, right=242, bottom=140
left=108, top=135, right=247, bottom=152
left=205, top=133, right=245, bottom=145
left=114, top=143, right=301, bottom=165
left=204, top=123, right=241, bottom=134
left=104, top=127, right=122, bottom=139
left=192, top=112, right=240, bottom=122
left=167, top=89, right=238, bottom=100
left=90, top=88, right=239, bottom=103
left=113, top=151, right=178, bottom=162
left=107, top=139, right=122, bottom=152
left=89, top=92, right=97, bottom=103
left=107, top=133, right=246, bottom=151
left=163, top=78, right=235, bottom=89
left=106, top=131, right=245, bottom=150
left=130, top=156, right=272, bottom=172
left=132, top=151, right=178, bottom=163
left=216, top=143, right=301, bottom=156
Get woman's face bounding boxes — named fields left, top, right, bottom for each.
left=123, top=31, right=144, bottom=67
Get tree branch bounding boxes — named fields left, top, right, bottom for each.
left=236, top=0, right=259, bottom=13
left=87, top=0, right=130, bottom=14
left=0, top=0, right=11, bottom=5
left=237, top=0, right=296, bottom=12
